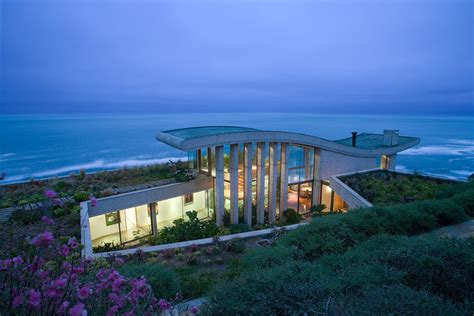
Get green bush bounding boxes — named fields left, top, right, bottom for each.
left=73, top=191, right=90, bottom=202
left=280, top=215, right=357, bottom=260
left=149, top=211, right=219, bottom=245
left=224, top=239, right=246, bottom=253
left=10, top=208, right=45, bottom=224
left=204, top=262, right=331, bottom=315
left=92, top=241, right=124, bottom=253
left=331, top=285, right=464, bottom=315
left=205, top=235, right=474, bottom=315
left=452, top=190, right=474, bottom=216
left=322, top=235, right=474, bottom=304
left=282, top=208, right=302, bottom=224
left=118, top=263, right=182, bottom=299
left=174, top=268, right=219, bottom=299
left=229, top=223, right=251, bottom=234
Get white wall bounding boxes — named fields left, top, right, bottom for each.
left=319, top=150, right=376, bottom=180
left=156, top=190, right=207, bottom=222
left=89, top=214, right=120, bottom=240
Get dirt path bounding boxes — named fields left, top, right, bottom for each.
left=425, top=219, right=474, bottom=239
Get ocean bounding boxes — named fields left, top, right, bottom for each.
left=1, top=113, right=473, bottom=184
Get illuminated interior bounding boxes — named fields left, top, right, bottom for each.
left=90, top=189, right=212, bottom=247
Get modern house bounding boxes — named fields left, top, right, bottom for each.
left=80, top=127, right=419, bottom=255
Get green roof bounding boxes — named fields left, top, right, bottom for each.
left=334, top=133, right=417, bottom=149
left=163, top=126, right=258, bottom=141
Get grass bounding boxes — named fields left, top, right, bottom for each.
left=339, top=169, right=457, bottom=206
left=0, top=163, right=181, bottom=209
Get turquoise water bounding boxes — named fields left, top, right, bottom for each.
left=0, top=113, right=473, bottom=183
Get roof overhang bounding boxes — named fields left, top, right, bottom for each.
left=156, top=126, right=420, bottom=158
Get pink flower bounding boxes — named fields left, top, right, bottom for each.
left=114, top=257, right=124, bottom=265
left=28, top=289, right=41, bottom=310
left=58, top=301, right=70, bottom=314
left=0, top=259, right=12, bottom=270
left=69, top=303, right=86, bottom=316
left=45, top=189, right=57, bottom=199
left=31, top=231, right=55, bottom=247
left=41, top=215, right=55, bottom=225
left=60, top=245, right=70, bottom=257
left=12, top=256, right=23, bottom=265
left=158, top=299, right=171, bottom=310
left=90, top=196, right=97, bottom=207
left=12, top=293, right=23, bottom=308
left=191, top=306, right=200, bottom=314
left=68, top=237, right=79, bottom=249
left=107, top=305, right=119, bottom=316
left=77, top=286, right=91, bottom=300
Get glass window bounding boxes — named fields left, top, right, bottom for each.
left=288, top=145, right=314, bottom=184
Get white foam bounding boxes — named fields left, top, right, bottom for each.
left=401, top=145, right=474, bottom=156
left=1, top=156, right=187, bottom=183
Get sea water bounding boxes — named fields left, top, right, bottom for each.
left=1, top=113, right=473, bottom=184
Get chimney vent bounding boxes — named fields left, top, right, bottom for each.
left=383, top=130, right=399, bottom=146
left=351, top=132, right=357, bottom=147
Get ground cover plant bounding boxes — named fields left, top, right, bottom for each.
left=203, top=180, right=474, bottom=315
left=340, top=169, right=458, bottom=205
left=0, top=217, right=196, bottom=316
left=0, top=161, right=194, bottom=209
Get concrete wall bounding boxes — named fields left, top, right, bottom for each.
left=319, top=149, right=376, bottom=180
left=329, top=175, right=373, bottom=209
left=88, top=176, right=213, bottom=216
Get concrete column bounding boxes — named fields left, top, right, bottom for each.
left=304, top=147, right=311, bottom=180
left=268, top=142, right=278, bottom=224
left=230, top=144, right=239, bottom=224
left=243, top=143, right=253, bottom=226
left=150, top=202, right=158, bottom=235
left=256, top=142, right=267, bottom=224
left=207, top=147, right=212, bottom=175
left=279, top=143, right=290, bottom=217
left=215, top=145, right=225, bottom=226
left=312, top=148, right=321, bottom=206
left=387, top=154, right=397, bottom=170
left=196, top=149, right=202, bottom=170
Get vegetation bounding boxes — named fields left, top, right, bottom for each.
left=0, top=218, right=187, bottom=316
left=0, top=162, right=186, bottom=209
left=148, top=211, right=220, bottom=245
left=340, top=170, right=457, bottom=205
left=203, top=180, right=474, bottom=315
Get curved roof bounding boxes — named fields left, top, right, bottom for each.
left=156, top=126, right=420, bottom=157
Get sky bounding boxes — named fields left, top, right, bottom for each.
left=0, top=0, right=473, bottom=115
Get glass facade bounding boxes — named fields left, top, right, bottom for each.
left=90, top=189, right=213, bottom=248
left=287, top=145, right=315, bottom=214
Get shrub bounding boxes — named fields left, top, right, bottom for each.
left=10, top=208, right=45, bottom=224
left=0, top=228, right=176, bottom=315
left=92, top=241, right=125, bottom=253
left=331, top=285, right=464, bottom=315
left=452, top=190, right=474, bottom=216
left=281, top=215, right=357, bottom=260
left=152, top=211, right=219, bottom=245
left=282, top=208, right=302, bottom=224
left=118, top=263, right=182, bottom=299
left=224, top=239, right=246, bottom=253
left=229, top=223, right=251, bottom=234
left=73, top=191, right=90, bottom=202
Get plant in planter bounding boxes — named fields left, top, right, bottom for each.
left=282, top=208, right=302, bottom=224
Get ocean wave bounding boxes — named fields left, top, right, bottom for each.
left=0, top=153, right=15, bottom=158
left=401, top=145, right=474, bottom=156
left=451, top=170, right=473, bottom=177
left=2, top=156, right=187, bottom=183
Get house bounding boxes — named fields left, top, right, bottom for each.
left=80, top=126, right=419, bottom=255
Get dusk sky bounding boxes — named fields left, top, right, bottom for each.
left=1, top=0, right=473, bottom=115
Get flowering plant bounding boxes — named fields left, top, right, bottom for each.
left=0, top=217, right=177, bottom=316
